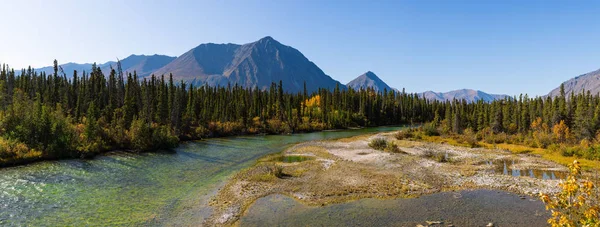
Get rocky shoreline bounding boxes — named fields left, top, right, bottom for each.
left=204, top=132, right=567, bottom=226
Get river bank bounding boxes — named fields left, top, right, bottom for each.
left=206, top=131, right=567, bottom=226
left=0, top=124, right=393, bottom=168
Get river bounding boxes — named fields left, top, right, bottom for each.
left=0, top=126, right=402, bottom=226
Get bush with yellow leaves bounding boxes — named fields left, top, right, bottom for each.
left=540, top=160, right=599, bottom=226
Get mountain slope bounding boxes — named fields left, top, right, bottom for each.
left=548, top=68, right=600, bottom=97
left=152, top=36, right=344, bottom=93
left=420, top=89, right=509, bottom=102
left=346, top=71, right=395, bottom=92
left=152, top=43, right=239, bottom=84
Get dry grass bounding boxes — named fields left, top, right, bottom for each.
left=416, top=135, right=600, bottom=171
left=335, top=134, right=373, bottom=143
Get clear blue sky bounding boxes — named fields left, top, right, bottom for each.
left=1, top=0, right=599, bottom=96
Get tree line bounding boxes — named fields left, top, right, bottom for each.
left=0, top=60, right=434, bottom=166
left=427, top=84, right=600, bottom=160
left=1, top=60, right=599, bottom=167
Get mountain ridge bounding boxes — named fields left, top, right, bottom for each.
left=420, top=89, right=509, bottom=102
left=547, top=68, right=600, bottom=97
left=152, top=36, right=344, bottom=93
left=31, top=36, right=514, bottom=99
left=35, top=54, right=175, bottom=78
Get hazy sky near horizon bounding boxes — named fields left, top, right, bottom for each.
left=1, top=0, right=599, bottom=96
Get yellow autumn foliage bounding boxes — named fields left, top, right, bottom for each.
left=0, top=137, right=42, bottom=165
left=553, top=120, right=571, bottom=143
left=304, top=95, right=321, bottom=108
left=540, top=160, right=599, bottom=226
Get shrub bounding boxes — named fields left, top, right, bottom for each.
left=421, top=148, right=434, bottom=158
left=540, top=160, right=599, bottom=226
left=208, top=121, right=245, bottom=136
left=492, top=133, right=509, bottom=144
left=533, top=131, right=553, bottom=148
left=434, top=153, right=448, bottom=163
left=423, top=123, right=440, bottom=136
left=128, top=118, right=152, bottom=151
left=421, top=147, right=447, bottom=162
left=581, top=147, right=600, bottom=161
left=266, top=164, right=284, bottom=178
left=461, top=128, right=478, bottom=148
left=395, top=130, right=414, bottom=140
left=385, top=142, right=404, bottom=153
left=0, top=137, right=42, bottom=165
left=561, top=147, right=577, bottom=157
left=193, top=126, right=209, bottom=138
left=250, top=163, right=286, bottom=182
left=414, top=133, right=423, bottom=140
left=151, top=125, right=179, bottom=150
left=547, top=143, right=561, bottom=153
left=266, top=119, right=285, bottom=134
left=369, top=138, right=388, bottom=151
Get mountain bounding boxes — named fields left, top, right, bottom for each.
left=420, top=89, right=509, bottom=102
left=35, top=62, right=98, bottom=76
left=152, top=36, right=344, bottom=93
left=35, top=54, right=175, bottom=78
left=346, top=71, right=395, bottom=93
left=547, top=68, right=600, bottom=97
left=101, top=54, right=175, bottom=78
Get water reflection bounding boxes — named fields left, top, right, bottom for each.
left=486, top=159, right=566, bottom=180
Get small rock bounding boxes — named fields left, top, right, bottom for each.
left=426, top=221, right=443, bottom=225
left=416, top=225, right=426, bottom=227
left=486, top=223, right=495, bottom=227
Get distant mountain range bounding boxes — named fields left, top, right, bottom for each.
left=420, top=89, right=509, bottom=102
left=547, top=68, right=600, bottom=97
left=34, top=36, right=512, bottom=100
left=346, top=71, right=396, bottom=93
left=36, top=54, right=175, bottom=78
left=38, top=37, right=342, bottom=93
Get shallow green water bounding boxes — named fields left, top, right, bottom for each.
left=277, top=155, right=314, bottom=163
left=0, top=126, right=401, bottom=226
left=241, top=190, right=550, bottom=227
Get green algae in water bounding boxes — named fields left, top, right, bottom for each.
left=0, top=126, right=403, bottom=226
left=278, top=155, right=314, bottom=163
